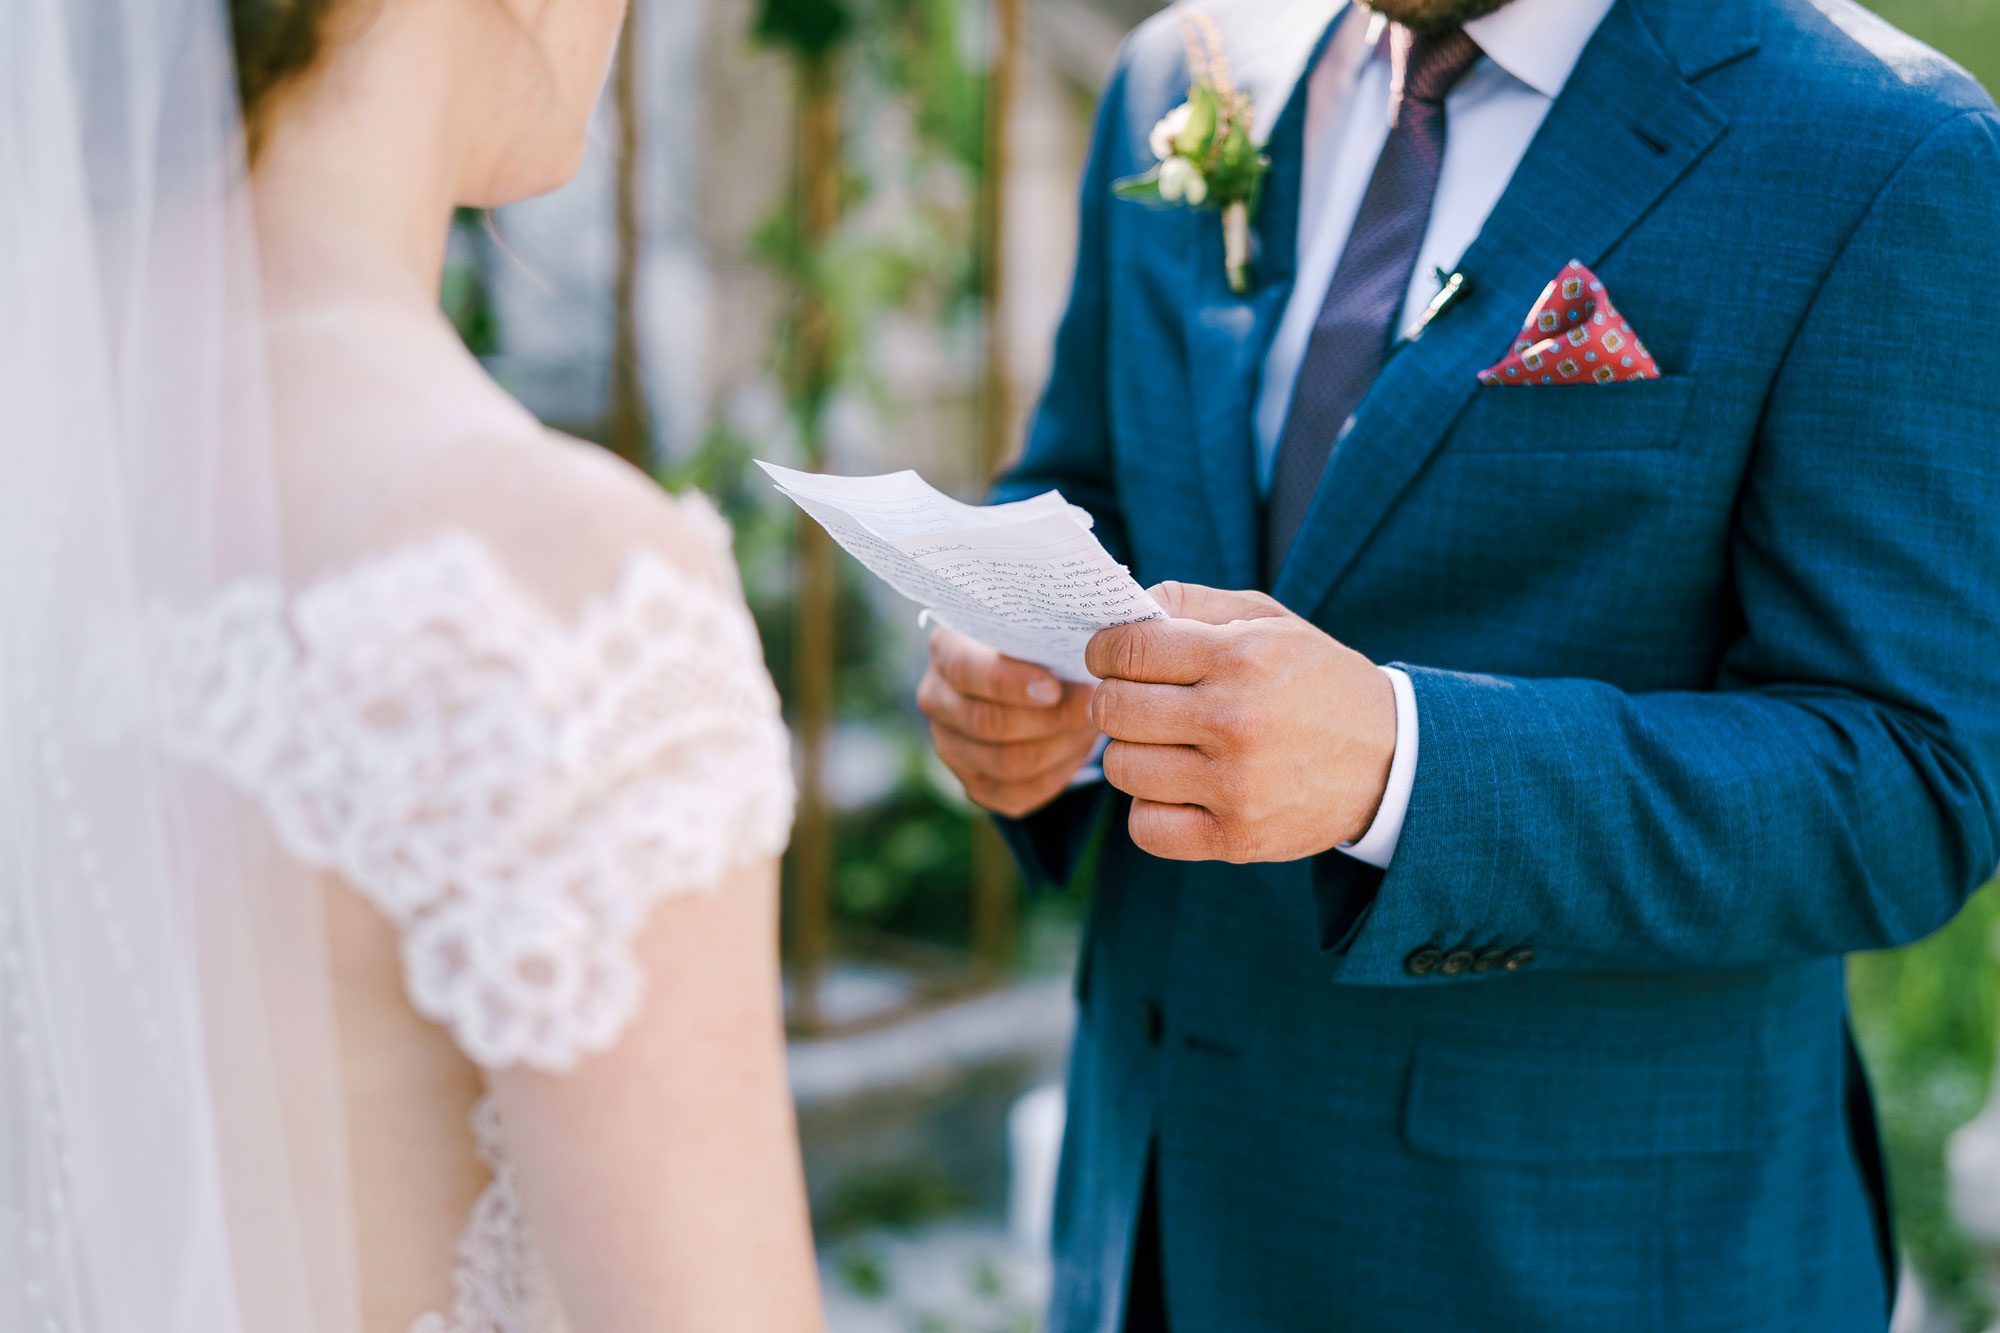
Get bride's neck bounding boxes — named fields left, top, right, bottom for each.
left=251, top=60, right=463, bottom=315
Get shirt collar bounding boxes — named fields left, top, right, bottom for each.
left=1360, top=0, right=1618, bottom=100
left=1464, top=0, right=1618, bottom=97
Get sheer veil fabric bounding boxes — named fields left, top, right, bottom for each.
left=0, top=0, right=361, bottom=1329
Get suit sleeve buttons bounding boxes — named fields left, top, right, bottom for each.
left=1404, top=946, right=1443, bottom=977
left=1407, top=944, right=1526, bottom=978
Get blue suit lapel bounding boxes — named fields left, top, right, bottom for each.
left=1182, top=3, right=1348, bottom=594
left=1271, top=0, right=1736, bottom=617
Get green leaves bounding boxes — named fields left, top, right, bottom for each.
left=1177, top=83, right=1220, bottom=157
left=1849, top=878, right=2000, bottom=1325
left=1116, top=79, right=1267, bottom=221
left=753, top=0, right=853, bottom=58
left=1206, top=112, right=1267, bottom=211
left=1112, top=165, right=1164, bottom=203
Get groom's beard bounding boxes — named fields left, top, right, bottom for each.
left=1366, top=0, right=1519, bottom=33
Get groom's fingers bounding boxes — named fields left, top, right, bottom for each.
left=1090, top=678, right=1210, bottom=746
left=935, top=727, right=1098, bottom=786
left=967, top=769, right=1095, bottom=821
left=932, top=724, right=1102, bottom=819
left=918, top=672, right=1092, bottom=742
left=1085, top=617, right=1226, bottom=685
left=1128, top=799, right=1239, bottom=863
left=1147, top=581, right=1289, bottom=626
left=920, top=627, right=1103, bottom=820
left=930, top=627, right=1064, bottom=706
left=1101, top=742, right=1209, bottom=807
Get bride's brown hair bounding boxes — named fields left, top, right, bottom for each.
left=228, top=0, right=341, bottom=153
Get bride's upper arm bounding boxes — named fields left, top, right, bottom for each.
left=240, top=432, right=797, bottom=1074
left=338, top=436, right=821, bottom=1330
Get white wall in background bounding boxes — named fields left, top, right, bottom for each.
left=473, top=0, right=1118, bottom=473
left=480, top=0, right=708, bottom=446
left=482, top=83, right=617, bottom=429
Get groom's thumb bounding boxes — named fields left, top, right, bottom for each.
left=1148, top=581, right=1290, bottom=626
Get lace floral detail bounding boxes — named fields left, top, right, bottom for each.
left=158, top=524, right=795, bottom=1072
left=411, top=1099, right=565, bottom=1333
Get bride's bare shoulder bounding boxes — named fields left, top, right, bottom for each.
left=268, top=308, right=734, bottom=611
left=322, top=425, right=743, bottom=618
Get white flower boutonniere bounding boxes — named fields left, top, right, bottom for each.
left=1114, top=11, right=1270, bottom=294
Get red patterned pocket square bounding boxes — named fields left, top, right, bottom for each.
left=1477, top=260, right=1660, bottom=386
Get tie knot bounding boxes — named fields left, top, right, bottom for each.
left=1388, top=24, right=1481, bottom=122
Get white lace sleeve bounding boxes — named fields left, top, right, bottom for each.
left=157, top=524, right=795, bottom=1072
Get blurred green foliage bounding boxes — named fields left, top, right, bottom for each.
left=755, top=0, right=854, bottom=59
left=1865, top=0, right=2000, bottom=97
left=836, top=1244, right=892, bottom=1299
left=820, top=1163, right=972, bottom=1239
left=1851, top=880, right=2000, bottom=1325
left=441, top=209, right=500, bottom=357
left=683, top=0, right=1002, bottom=952
left=664, top=431, right=988, bottom=946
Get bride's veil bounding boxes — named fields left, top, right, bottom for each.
left=0, top=0, right=360, bottom=1328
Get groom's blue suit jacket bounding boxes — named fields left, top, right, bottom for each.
left=995, top=0, right=2000, bottom=1328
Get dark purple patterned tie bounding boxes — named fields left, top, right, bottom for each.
left=1265, top=25, right=1484, bottom=574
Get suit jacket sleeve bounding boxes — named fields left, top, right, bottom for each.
left=987, top=51, right=1138, bottom=892
left=1327, top=109, right=2000, bottom=984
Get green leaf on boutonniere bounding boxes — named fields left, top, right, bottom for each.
left=1112, top=165, right=1165, bottom=202
left=1207, top=117, right=1265, bottom=205
left=1177, top=84, right=1220, bottom=158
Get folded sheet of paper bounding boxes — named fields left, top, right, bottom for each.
left=758, top=461, right=1163, bottom=680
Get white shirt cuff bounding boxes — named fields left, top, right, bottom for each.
left=1337, top=665, right=1417, bottom=869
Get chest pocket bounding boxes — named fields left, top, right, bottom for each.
left=1448, top=374, right=1699, bottom=455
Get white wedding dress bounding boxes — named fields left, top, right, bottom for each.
left=157, top=519, right=793, bottom=1329
left=130, top=304, right=798, bottom=1330
left=3, top=2, right=811, bottom=1324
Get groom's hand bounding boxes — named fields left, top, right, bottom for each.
left=1086, top=584, right=1396, bottom=863
left=919, top=627, right=1099, bottom=819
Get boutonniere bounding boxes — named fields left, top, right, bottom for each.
left=1113, top=11, right=1269, bottom=294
